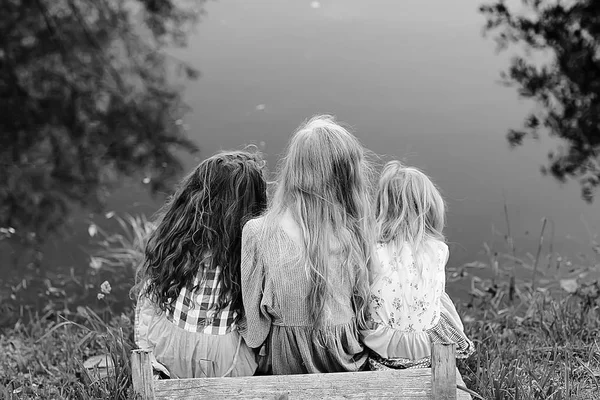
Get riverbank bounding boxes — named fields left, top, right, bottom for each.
left=0, top=216, right=598, bottom=399
left=1, top=288, right=598, bottom=399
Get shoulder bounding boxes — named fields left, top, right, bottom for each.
left=434, top=240, right=448, bottom=253
left=428, top=239, right=449, bottom=263
left=242, top=216, right=267, bottom=235
left=373, top=242, right=399, bottom=271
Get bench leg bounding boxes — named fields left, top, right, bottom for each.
left=431, top=342, right=457, bottom=400
left=132, top=349, right=156, bottom=400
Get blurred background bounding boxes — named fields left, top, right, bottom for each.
left=2, top=0, right=599, bottom=318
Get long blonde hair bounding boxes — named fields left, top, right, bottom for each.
left=268, top=115, right=374, bottom=328
left=376, top=161, right=445, bottom=255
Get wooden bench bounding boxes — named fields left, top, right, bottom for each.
left=132, top=343, right=472, bottom=399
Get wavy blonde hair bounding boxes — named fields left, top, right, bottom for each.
left=267, top=115, right=374, bottom=328
left=375, top=161, right=446, bottom=256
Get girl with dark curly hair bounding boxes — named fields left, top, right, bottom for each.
left=132, top=149, right=268, bottom=378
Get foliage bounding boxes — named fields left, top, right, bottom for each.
left=89, top=213, right=155, bottom=275
left=2, top=213, right=600, bottom=398
left=0, top=307, right=136, bottom=399
left=0, top=0, right=203, bottom=245
left=459, top=293, right=600, bottom=399
left=451, top=207, right=600, bottom=399
left=0, top=213, right=150, bottom=399
left=480, top=0, right=600, bottom=202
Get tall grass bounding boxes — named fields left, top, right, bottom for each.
left=459, top=288, right=600, bottom=399
left=0, top=214, right=153, bottom=399
left=453, top=208, right=600, bottom=399
left=1, top=211, right=599, bottom=399
left=0, top=307, right=136, bottom=399
left=90, top=214, right=155, bottom=274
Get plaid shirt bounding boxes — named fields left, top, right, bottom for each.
left=165, top=266, right=237, bottom=335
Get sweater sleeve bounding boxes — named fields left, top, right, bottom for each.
left=240, top=219, right=272, bottom=348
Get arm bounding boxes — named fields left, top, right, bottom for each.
left=240, top=219, right=272, bottom=348
left=134, top=286, right=155, bottom=350
left=440, top=291, right=465, bottom=332
left=133, top=289, right=171, bottom=377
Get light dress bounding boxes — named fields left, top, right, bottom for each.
left=134, top=265, right=258, bottom=378
left=360, top=240, right=474, bottom=370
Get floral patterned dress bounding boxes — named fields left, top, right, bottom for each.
left=360, top=240, right=474, bottom=370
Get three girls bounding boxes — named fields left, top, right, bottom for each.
left=133, top=116, right=473, bottom=377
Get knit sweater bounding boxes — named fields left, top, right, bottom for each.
left=239, top=216, right=368, bottom=374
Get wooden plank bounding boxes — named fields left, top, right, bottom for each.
left=431, top=343, right=457, bottom=400
left=153, top=369, right=471, bottom=400
left=132, top=349, right=156, bottom=400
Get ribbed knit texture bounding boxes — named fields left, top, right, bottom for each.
left=240, top=216, right=368, bottom=374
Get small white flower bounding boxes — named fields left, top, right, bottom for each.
left=89, top=257, right=103, bottom=270
left=97, top=293, right=105, bottom=300
left=100, top=281, right=112, bottom=295
left=88, top=224, right=98, bottom=237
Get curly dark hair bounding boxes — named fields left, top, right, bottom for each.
left=133, top=150, right=268, bottom=322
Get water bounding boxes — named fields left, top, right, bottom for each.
left=4, top=0, right=600, bottom=305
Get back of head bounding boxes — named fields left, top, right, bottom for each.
left=271, top=115, right=374, bottom=327
left=274, top=115, right=369, bottom=214
left=136, top=149, right=268, bottom=321
left=376, top=161, right=445, bottom=250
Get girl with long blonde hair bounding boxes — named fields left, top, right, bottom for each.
left=240, top=115, right=373, bottom=374
left=361, top=161, right=474, bottom=370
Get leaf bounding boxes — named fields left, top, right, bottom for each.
left=559, top=278, right=578, bottom=294
left=76, top=306, right=89, bottom=318
left=184, top=65, right=200, bottom=80
left=462, top=261, right=488, bottom=269
left=1, top=0, right=202, bottom=243
left=83, top=354, right=114, bottom=370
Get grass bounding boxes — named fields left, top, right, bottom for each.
left=458, top=287, right=600, bottom=399
left=0, top=308, right=136, bottom=399
left=0, top=214, right=145, bottom=399
left=1, top=213, right=599, bottom=399
left=454, top=211, right=600, bottom=399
